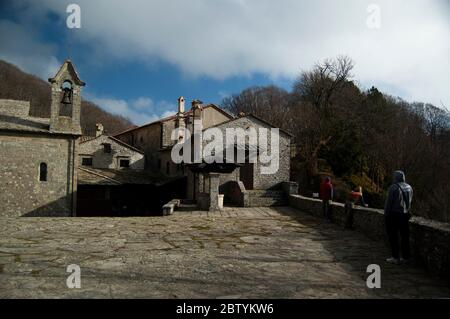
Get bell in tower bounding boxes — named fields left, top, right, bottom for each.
left=59, top=81, right=73, bottom=116
left=49, top=60, right=85, bottom=135
left=61, top=83, right=73, bottom=105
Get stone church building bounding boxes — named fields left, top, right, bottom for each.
left=0, top=60, right=84, bottom=217
left=115, top=98, right=295, bottom=211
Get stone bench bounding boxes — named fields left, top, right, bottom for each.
left=162, top=199, right=181, bottom=216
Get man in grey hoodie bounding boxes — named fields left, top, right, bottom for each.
left=384, top=170, right=413, bottom=265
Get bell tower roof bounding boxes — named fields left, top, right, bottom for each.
left=48, top=60, right=85, bottom=86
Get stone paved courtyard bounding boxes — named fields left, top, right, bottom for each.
left=0, top=207, right=449, bottom=298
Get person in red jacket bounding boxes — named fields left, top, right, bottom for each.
left=320, top=177, right=334, bottom=221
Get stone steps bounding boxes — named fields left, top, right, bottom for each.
left=177, top=203, right=198, bottom=211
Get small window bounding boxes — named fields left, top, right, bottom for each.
left=103, top=143, right=112, bottom=153
left=39, top=163, right=47, bottom=182
left=119, top=159, right=130, bottom=168
left=82, top=157, right=93, bottom=166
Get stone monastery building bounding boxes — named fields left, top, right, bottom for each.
left=0, top=60, right=295, bottom=217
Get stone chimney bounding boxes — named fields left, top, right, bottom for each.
left=176, top=97, right=186, bottom=143
left=95, top=123, right=104, bottom=137
left=191, top=99, right=203, bottom=119
left=178, top=96, right=185, bottom=114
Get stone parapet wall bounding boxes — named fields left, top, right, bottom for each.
left=282, top=181, right=298, bottom=195
left=0, top=99, right=31, bottom=117
left=289, top=194, right=450, bottom=283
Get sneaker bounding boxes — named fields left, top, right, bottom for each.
left=386, top=257, right=400, bottom=265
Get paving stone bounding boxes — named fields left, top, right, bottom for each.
left=0, top=206, right=449, bottom=298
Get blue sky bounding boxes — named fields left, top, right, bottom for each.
left=1, top=0, right=449, bottom=125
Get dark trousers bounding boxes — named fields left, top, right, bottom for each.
left=344, top=201, right=354, bottom=229
left=322, top=200, right=332, bottom=220
left=385, top=213, right=411, bottom=259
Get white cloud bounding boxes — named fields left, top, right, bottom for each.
left=161, top=110, right=176, bottom=119
left=7, top=0, right=450, bottom=107
left=87, top=94, right=177, bottom=125
left=218, top=91, right=231, bottom=100
left=0, top=19, right=61, bottom=79
left=132, top=97, right=153, bottom=109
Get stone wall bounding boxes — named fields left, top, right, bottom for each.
left=161, top=120, right=176, bottom=149
left=201, top=106, right=232, bottom=128
left=0, top=132, right=77, bottom=217
left=209, top=115, right=290, bottom=190
left=282, top=181, right=299, bottom=195
left=115, top=123, right=162, bottom=170
left=78, top=135, right=144, bottom=170
left=220, top=180, right=248, bottom=206
left=0, top=100, right=30, bottom=117
left=247, top=190, right=287, bottom=206
left=289, top=195, right=450, bottom=282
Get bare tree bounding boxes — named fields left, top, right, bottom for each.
left=294, top=55, right=354, bottom=115
left=221, top=85, right=293, bottom=129
left=293, top=55, right=355, bottom=177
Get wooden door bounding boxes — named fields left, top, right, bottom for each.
left=240, top=163, right=254, bottom=190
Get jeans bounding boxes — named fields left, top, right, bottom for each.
left=385, top=213, right=411, bottom=259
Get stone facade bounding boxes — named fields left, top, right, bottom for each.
left=189, top=114, right=292, bottom=209
left=206, top=114, right=291, bottom=190
left=78, top=133, right=145, bottom=170
left=114, top=100, right=233, bottom=175
left=0, top=131, right=77, bottom=217
left=0, top=60, right=84, bottom=217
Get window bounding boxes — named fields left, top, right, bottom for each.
left=103, top=143, right=112, bottom=153
left=119, top=159, right=130, bottom=168
left=81, top=157, right=93, bottom=166
left=39, top=163, right=47, bottom=182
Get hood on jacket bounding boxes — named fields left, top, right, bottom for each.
left=393, top=170, right=406, bottom=183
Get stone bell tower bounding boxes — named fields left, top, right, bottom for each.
left=48, top=60, right=85, bottom=135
